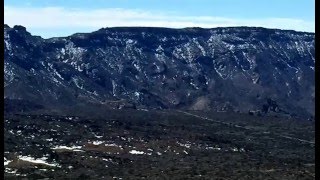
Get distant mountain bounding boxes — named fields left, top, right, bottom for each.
left=4, top=25, right=315, bottom=119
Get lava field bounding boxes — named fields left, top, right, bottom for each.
left=4, top=110, right=315, bottom=179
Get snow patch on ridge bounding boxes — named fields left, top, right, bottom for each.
left=129, top=150, right=145, bottom=155
left=18, top=155, right=61, bottom=167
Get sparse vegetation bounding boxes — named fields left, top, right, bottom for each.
left=4, top=110, right=314, bottom=179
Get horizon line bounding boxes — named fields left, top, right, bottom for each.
left=5, top=24, right=315, bottom=39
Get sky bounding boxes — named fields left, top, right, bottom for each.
left=4, top=0, right=315, bottom=38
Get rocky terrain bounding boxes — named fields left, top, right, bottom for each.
left=4, top=110, right=315, bottom=179
left=3, top=25, right=315, bottom=179
left=4, top=25, right=315, bottom=119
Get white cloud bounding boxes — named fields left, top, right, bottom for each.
left=4, top=6, right=314, bottom=37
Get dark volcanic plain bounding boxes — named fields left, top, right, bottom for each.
left=4, top=109, right=315, bottom=179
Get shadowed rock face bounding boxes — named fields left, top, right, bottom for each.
left=4, top=25, right=315, bottom=119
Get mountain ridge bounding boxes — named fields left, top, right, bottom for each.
left=4, top=24, right=314, bottom=39
left=4, top=25, right=315, bottom=119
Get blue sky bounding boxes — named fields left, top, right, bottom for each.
left=4, top=0, right=315, bottom=38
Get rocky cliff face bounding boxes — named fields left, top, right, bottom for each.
left=4, top=25, right=315, bottom=119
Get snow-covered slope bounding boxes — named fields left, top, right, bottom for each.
left=4, top=25, right=315, bottom=119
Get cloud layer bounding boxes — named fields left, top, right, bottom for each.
left=4, top=6, right=314, bottom=37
